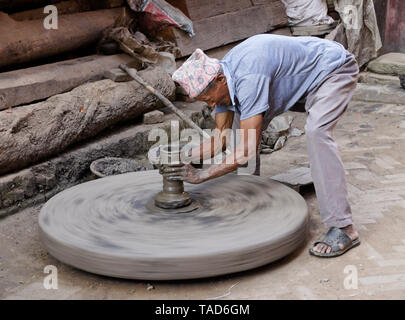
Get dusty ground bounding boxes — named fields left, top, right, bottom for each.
left=1, top=99, right=405, bottom=300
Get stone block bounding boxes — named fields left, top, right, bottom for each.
left=367, top=53, right=405, bottom=76
left=143, top=110, right=164, bottom=124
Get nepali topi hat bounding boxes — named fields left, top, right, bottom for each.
left=172, top=48, right=221, bottom=99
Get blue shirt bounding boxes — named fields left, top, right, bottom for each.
left=216, top=34, right=347, bottom=120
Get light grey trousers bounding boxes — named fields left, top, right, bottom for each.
left=230, top=52, right=359, bottom=228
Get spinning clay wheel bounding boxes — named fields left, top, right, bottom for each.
left=39, top=173, right=308, bottom=280
left=39, top=145, right=308, bottom=280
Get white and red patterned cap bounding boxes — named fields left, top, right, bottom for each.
left=172, top=48, right=221, bottom=98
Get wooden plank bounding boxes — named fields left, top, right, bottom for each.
left=172, top=2, right=288, bottom=57
left=0, top=54, right=134, bottom=109
left=175, top=0, right=252, bottom=21
left=166, top=0, right=282, bottom=20
left=88, top=0, right=124, bottom=9
left=164, top=0, right=190, bottom=17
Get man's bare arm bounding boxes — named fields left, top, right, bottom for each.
left=164, top=113, right=263, bottom=184
left=187, top=110, right=234, bottom=163
left=200, top=114, right=263, bottom=181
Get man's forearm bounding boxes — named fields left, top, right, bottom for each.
left=200, top=157, right=238, bottom=182
left=167, top=114, right=263, bottom=185
left=199, top=139, right=257, bottom=182
left=187, top=132, right=226, bottom=163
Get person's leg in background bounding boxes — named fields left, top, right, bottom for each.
left=305, top=53, right=360, bottom=256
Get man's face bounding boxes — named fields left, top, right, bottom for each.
left=195, top=74, right=232, bottom=108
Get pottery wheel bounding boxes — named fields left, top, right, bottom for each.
left=39, top=170, right=308, bottom=280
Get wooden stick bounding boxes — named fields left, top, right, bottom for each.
left=120, top=64, right=211, bottom=140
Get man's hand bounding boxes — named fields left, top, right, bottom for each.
left=161, top=164, right=208, bottom=184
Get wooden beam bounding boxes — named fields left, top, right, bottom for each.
left=0, top=54, right=135, bottom=109
left=165, top=0, right=190, bottom=18
left=0, top=67, right=176, bottom=175
left=0, top=0, right=61, bottom=11
left=10, top=0, right=92, bottom=21
left=172, top=2, right=288, bottom=56
left=0, top=8, right=122, bottom=69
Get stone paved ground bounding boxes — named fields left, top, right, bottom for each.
left=0, top=99, right=404, bottom=299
